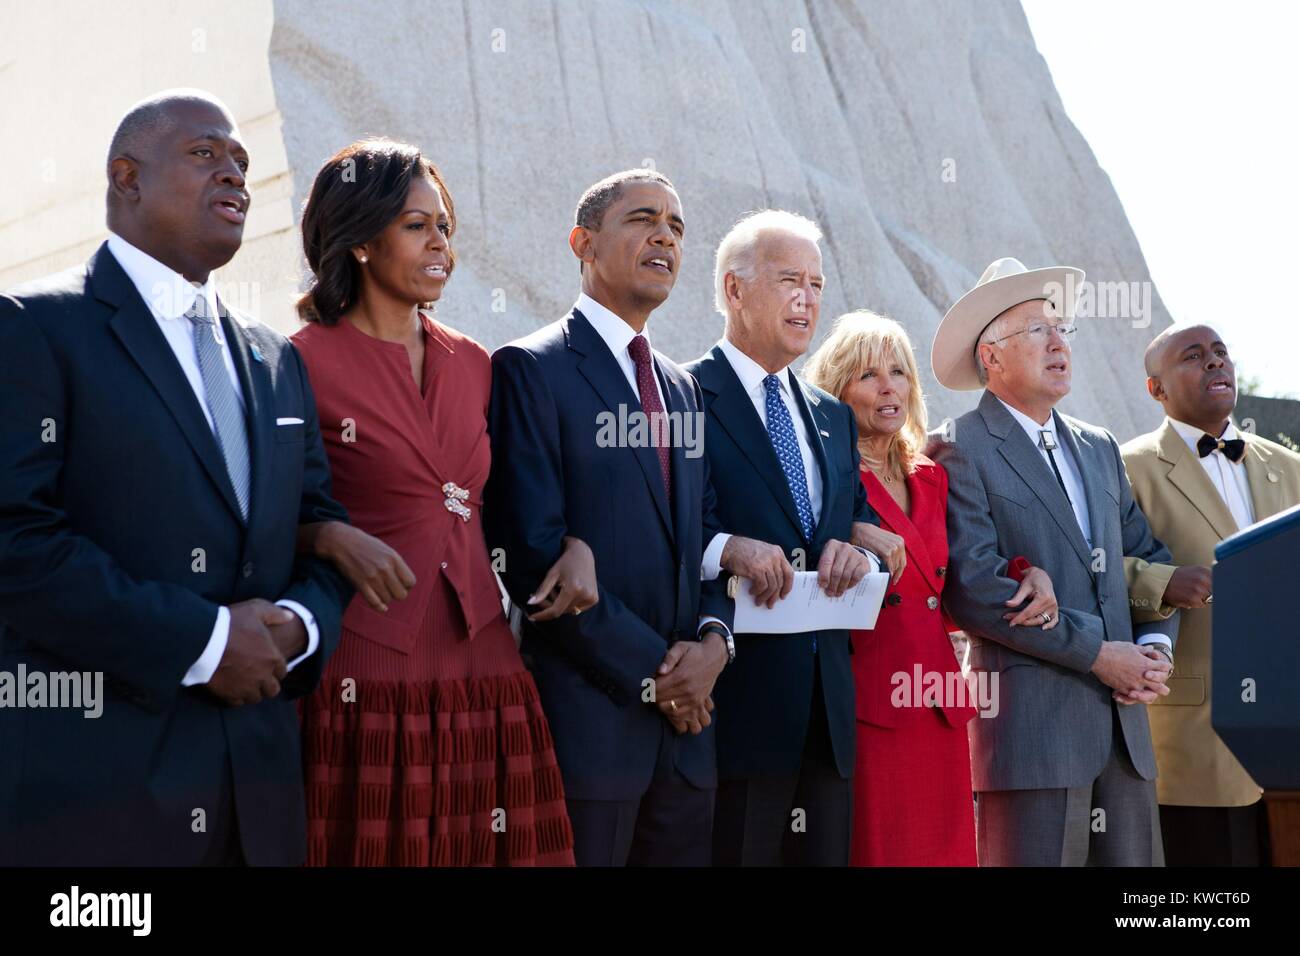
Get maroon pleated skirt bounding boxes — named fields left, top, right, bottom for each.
left=300, top=579, right=575, bottom=866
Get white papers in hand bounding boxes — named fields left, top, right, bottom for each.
left=733, top=571, right=889, bottom=634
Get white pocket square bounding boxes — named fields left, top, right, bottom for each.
left=276, top=417, right=304, bottom=426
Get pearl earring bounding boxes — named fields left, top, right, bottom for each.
left=359, top=255, right=368, bottom=263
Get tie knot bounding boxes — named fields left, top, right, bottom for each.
left=764, top=373, right=782, bottom=395
left=627, top=334, right=651, bottom=365
left=185, top=300, right=217, bottom=325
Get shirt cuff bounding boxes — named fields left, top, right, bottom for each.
left=700, top=533, right=731, bottom=581
left=1136, top=635, right=1173, bottom=652
left=182, top=606, right=230, bottom=686
left=697, top=616, right=731, bottom=639
left=852, top=545, right=882, bottom=574
left=276, top=599, right=320, bottom=671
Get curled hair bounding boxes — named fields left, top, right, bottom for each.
left=297, top=139, right=456, bottom=325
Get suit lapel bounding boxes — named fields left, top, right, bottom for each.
left=1055, top=414, right=1105, bottom=557
left=1242, top=436, right=1284, bottom=524
left=96, top=246, right=245, bottom=524
left=222, top=302, right=270, bottom=528
left=657, top=360, right=691, bottom=550
left=868, top=468, right=941, bottom=594
left=567, top=310, right=674, bottom=542
left=1157, top=420, right=1238, bottom=539
left=981, top=393, right=1091, bottom=569
left=699, top=347, right=806, bottom=540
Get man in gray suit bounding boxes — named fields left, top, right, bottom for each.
left=929, top=257, right=1179, bottom=866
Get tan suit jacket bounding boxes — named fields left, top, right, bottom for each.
left=1122, top=419, right=1300, bottom=806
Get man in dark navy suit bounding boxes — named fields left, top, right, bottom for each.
left=686, top=210, right=900, bottom=866
left=484, top=170, right=737, bottom=866
left=0, top=90, right=352, bottom=865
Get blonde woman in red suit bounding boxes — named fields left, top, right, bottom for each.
left=290, top=140, right=586, bottom=865
left=804, top=311, right=1060, bottom=866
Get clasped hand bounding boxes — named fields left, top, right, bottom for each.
left=719, top=535, right=874, bottom=608
left=207, top=599, right=306, bottom=707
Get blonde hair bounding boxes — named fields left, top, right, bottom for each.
left=803, top=310, right=929, bottom=476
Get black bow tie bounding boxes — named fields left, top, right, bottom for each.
left=1197, top=433, right=1245, bottom=463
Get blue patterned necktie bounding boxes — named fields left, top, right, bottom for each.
left=764, top=373, right=815, bottom=540
left=187, top=300, right=251, bottom=521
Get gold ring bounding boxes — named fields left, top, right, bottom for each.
left=670, top=700, right=678, bottom=713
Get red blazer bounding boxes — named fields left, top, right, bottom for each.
left=851, top=457, right=977, bottom=728
left=291, top=312, right=506, bottom=655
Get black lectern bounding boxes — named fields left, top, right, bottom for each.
left=1214, top=501, right=1300, bottom=864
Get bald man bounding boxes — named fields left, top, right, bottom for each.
left=0, top=89, right=353, bottom=864
left=1121, top=324, right=1300, bottom=865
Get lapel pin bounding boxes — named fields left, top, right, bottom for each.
left=250, top=344, right=265, bottom=364
left=819, top=429, right=830, bottom=438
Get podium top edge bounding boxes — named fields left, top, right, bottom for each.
left=1215, top=502, right=1300, bottom=562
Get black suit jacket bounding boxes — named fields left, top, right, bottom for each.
left=687, top=345, right=878, bottom=780
left=0, top=243, right=353, bottom=865
left=484, top=309, right=733, bottom=802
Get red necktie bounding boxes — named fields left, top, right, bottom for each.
left=627, top=334, right=672, bottom=506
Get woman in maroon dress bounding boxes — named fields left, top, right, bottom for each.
left=805, top=311, right=1060, bottom=866
left=290, top=140, right=584, bottom=865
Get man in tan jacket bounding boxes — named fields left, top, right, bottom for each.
left=1122, top=324, right=1300, bottom=865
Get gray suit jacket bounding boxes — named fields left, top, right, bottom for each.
left=932, top=390, right=1178, bottom=792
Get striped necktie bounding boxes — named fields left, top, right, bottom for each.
left=187, top=301, right=251, bottom=520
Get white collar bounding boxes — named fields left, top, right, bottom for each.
left=717, top=337, right=794, bottom=398
left=995, top=394, right=1060, bottom=446
left=107, top=231, right=220, bottom=324
left=576, top=292, right=648, bottom=356
left=1168, top=416, right=1241, bottom=453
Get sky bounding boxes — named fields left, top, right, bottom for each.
left=1021, top=0, right=1298, bottom=398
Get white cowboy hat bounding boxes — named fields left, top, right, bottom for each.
left=931, top=257, right=1085, bottom=391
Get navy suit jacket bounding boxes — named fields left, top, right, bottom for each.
left=484, top=309, right=733, bottom=802
left=0, top=243, right=353, bottom=865
left=686, top=345, right=878, bottom=780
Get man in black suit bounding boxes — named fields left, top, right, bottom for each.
left=686, top=210, right=898, bottom=865
left=0, top=89, right=352, bottom=865
left=484, top=170, right=736, bottom=866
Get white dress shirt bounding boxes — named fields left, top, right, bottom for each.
left=997, top=396, right=1169, bottom=652
left=699, top=339, right=878, bottom=577
left=574, top=293, right=727, bottom=636
left=576, top=292, right=668, bottom=412
left=997, top=397, right=1093, bottom=546
left=107, top=233, right=319, bottom=685
left=699, top=338, right=825, bottom=576
left=1168, top=417, right=1256, bottom=529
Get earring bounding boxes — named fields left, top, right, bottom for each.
left=359, top=255, right=368, bottom=263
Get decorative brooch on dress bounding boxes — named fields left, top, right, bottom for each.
left=442, top=481, right=471, bottom=521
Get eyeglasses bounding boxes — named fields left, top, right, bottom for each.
left=988, top=321, right=1077, bottom=345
